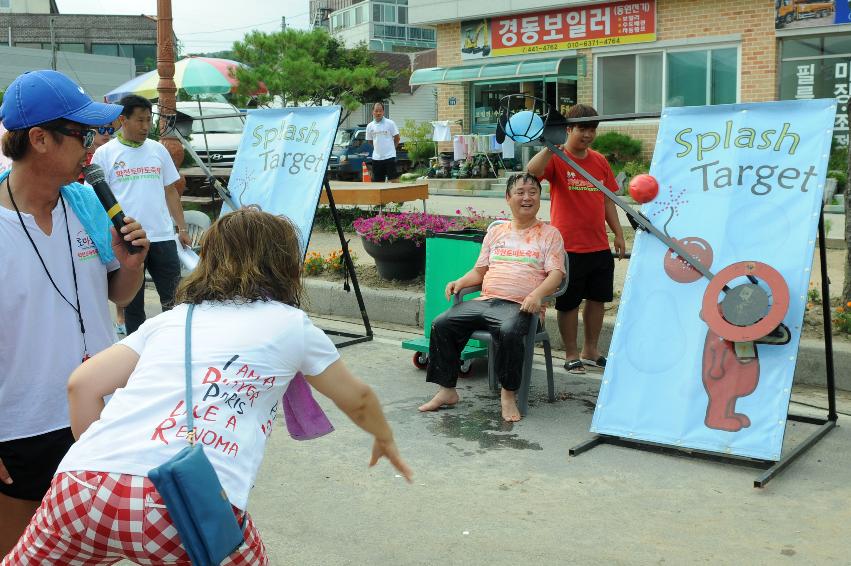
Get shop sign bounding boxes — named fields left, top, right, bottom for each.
left=784, top=58, right=851, bottom=145
left=460, top=0, right=656, bottom=60
left=448, top=97, right=457, bottom=106
left=775, top=1, right=851, bottom=31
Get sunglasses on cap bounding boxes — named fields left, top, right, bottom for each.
left=45, top=125, right=97, bottom=149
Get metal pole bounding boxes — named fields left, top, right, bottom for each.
left=196, top=95, right=213, bottom=171
left=817, top=211, right=839, bottom=421
left=49, top=17, right=56, bottom=70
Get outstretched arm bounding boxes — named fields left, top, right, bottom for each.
left=306, top=359, right=413, bottom=482
left=526, top=146, right=553, bottom=178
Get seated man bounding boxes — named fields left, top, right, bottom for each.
left=418, top=173, right=565, bottom=422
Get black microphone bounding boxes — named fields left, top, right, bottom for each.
left=82, top=164, right=142, bottom=254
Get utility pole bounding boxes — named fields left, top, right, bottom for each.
left=49, top=17, right=57, bottom=70
left=281, top=16, right=287, bottom=31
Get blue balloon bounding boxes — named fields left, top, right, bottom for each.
left=505, top=110, right=544, bottom=143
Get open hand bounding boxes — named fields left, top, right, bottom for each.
left=369, top=438, right=413, bottom=483
left=613, top=234, right=626, bottom=259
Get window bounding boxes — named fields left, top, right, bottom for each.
left=58, top=43, right=85, bottom=53
left=92, top=43, right=119, bottom=57
left=15, top=42, right=45, bottom=50
left=355, top=5, right=365, bottom=25
left=397, top=6, right=407, bottom=24
left=0, top=0, right=10, bottom=10
left=779, top=34, right=851, bottom=145
left=373, top=3, right=383, bottom=22
left=596, top=46, right=737, bottom=115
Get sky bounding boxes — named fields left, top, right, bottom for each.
left=55, top=0, right=312, bottom=53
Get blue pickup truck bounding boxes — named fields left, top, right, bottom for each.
left=328, top=126, right=410, bottom=181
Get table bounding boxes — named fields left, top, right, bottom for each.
left=321, top=181, right=429, bottom=210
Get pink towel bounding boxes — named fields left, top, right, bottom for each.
left=283, top=372, right=334, bottom=440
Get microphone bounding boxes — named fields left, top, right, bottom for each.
left=82, top=164, right=142, bottom=255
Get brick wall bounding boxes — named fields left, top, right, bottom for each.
left=436, top=22, right=464, bottom=152
left=0, top=14, right=157, bottom=50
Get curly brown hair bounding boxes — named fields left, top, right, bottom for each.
left=175, top=208, right=305, bottom=307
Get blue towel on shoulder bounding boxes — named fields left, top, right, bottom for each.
left=60, top=182, right=116, bottom=265
left=0, top=171, right=115, bottom=264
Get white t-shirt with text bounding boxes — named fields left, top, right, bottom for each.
left=57, top=301, right=340, bottom=510
left=0, top=198, right=119, bottom=441
left=91, top=138, right=180, bottom=242
left=366, top=117, right=399, bottom=161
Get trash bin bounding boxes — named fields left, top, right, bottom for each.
left=401, top=229, right=490, bottom=371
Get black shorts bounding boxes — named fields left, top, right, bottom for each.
left=0, top=428, right=75, bottom=501
left=371, top=158, right=397, bottom=182
left=555, top=249, right=615, bottom=312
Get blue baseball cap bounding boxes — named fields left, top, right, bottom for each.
left=0, top=70, right=123, bottom=131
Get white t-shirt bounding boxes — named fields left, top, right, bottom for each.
left=91, top=139, right=180, bottom=243
left=366, top=117, right=399, bottom=161
left=57, top=301, right=340, bottom=510
left=0, top=197, right=119, bottom=442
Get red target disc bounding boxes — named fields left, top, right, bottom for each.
left=701, top=261, right=790, bottom=342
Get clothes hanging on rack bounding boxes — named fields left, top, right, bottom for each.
left=501, top=139, right=515, bottom=159
left=431, top=121, right=452, bottom=142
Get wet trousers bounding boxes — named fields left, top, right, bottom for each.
left=426, top=298, right=532, bottom=391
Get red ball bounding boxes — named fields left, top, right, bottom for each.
left=628, top=174, right=659, bottom=204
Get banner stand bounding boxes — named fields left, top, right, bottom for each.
left=317, top=175, right=373, bottom=349
left=569, top=212, right=839, bottom=488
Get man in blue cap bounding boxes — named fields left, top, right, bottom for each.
left=0, top=70, right=150, bottom=553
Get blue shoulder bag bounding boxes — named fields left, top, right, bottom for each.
left=148, top=304, right=245, bottom=566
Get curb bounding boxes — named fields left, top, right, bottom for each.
left=304, top=277, right=851, bottom=393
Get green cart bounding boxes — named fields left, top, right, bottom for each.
left=401, top=229, right=489, bottom=374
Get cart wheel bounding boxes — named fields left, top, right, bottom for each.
left=459, top=359, right=473, bottom=377
left=412, top=351, right=429, bottom=370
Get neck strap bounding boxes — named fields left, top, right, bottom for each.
left=185, top=304, right=196, bottom=445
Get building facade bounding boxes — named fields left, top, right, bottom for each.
left=0, top=0, right=158, bottom=74
left=329, top=0, right=436, bottom=52
left=409, top=0, right=851, bottom=159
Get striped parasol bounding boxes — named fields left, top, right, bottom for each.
left=104, top=56, right=266, bottom=103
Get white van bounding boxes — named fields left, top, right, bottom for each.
left=154, top=101, right=245, bottom=168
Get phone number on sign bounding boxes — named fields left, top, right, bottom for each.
left=517, top=37, right=624, bottom=53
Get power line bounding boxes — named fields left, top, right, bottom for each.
left=179, top=18, right=281, bottom=35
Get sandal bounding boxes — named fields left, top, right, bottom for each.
left=580, top=356, right=607, bottom=369
left=565, top=359, right=586, bottom=374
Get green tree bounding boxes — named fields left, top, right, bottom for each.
left=399, top=119, right=435, bottom=168
left=231, top=29, right=399, bottom=123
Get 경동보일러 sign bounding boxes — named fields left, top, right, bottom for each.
left=591, top=99, right=836, bottom=461
left=222, top=106, right=341, bottom=254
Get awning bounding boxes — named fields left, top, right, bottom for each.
left=410, top=57, right=572, bottom=86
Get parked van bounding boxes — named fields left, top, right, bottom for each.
left=153, top=101, right=245, bottom=168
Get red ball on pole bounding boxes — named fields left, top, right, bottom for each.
left=628, top=174, right=659, bottom=204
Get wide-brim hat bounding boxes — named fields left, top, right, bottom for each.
left=0, top=70, right=123, bottom=131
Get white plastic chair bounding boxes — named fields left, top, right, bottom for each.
left=182, top=210, right=211, bottom=252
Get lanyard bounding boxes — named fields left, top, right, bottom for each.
left=6, top=177, right=90, bottom=361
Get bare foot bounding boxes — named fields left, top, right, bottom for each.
left=500, top=389, right=521, bottom=422
left=418, top=387, right=459, bottom=412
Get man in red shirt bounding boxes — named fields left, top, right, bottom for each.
left=527, top=104, right=625, bottom=375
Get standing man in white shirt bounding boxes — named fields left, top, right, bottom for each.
left=365, top=102, right=400, bottom=182
left=92, top=95, right=190, bottom=334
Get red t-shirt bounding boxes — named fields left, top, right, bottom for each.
left=542, top=148, right=617, bottom=253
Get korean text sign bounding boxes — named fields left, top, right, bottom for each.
left=460, top=0, right=655, bottom=59
left=591, top=100, right=835, bottom=461
left=221, top=106, right=341, bottom=256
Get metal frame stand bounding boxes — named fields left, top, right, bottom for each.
left=317, top=176, right=373, bottom=348
left=569, top=212, right=839, bottom=488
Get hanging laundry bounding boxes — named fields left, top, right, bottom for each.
left=489, top=134, right=501, bottom=152
left=453, top=135, right=466, bottom=161
left=431, top=121, right=452, bottom=142
left=501, top=138, right=515, bottom=159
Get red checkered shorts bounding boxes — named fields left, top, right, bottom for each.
left=2, top=471, right=269, bottom=565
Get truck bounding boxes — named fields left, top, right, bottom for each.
left=327, top=125, right=410, bottom=181
left=776, top=0, right=834, bottom=27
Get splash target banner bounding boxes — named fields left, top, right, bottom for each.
left=591, top=99, right=836, bottom=460
left=221, top=106, right=341, bottom=255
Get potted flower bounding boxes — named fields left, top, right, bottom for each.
left=354, top=212, right=457, bottom=280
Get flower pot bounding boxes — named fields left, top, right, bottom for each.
left=361, top=238, right=425, bottom=280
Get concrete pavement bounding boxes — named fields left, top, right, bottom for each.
left=125, top=296, right=851, bottom=566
